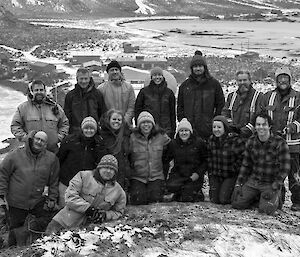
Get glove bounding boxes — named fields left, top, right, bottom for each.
left=190, top=173, right=199, bottom=182
left=283, top=123, right=295, bottom=134
left=43, top=199, right=57, bottom=211
left=240, top=126, right=253, bottom=137
left=86, top=207, right=106, bottom=224
left=231, top=184, right=243, bottom=202
left=261, top=189, right=278, bottom=201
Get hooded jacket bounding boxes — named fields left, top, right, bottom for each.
left=53, top=169, right=126, bottom=228
left=177, top=62, right=225, bottom=139
left=98, top=79, right=135, bottom=125
left=135, top=79, right=176, bottom=138
left=0, top=131, right=59, bottom=210
left=11, top=96, right=69, bottom=153
left=258, top=68, right=300, bottom=153
left=64, top=79, right=107, bottom=133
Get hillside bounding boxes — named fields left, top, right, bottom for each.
left=0, top=0, right=299, bottom=17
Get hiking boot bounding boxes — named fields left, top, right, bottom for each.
left=291, top=204, right=300, bottom=211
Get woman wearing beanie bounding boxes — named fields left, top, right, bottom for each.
left=135, top=66, right=176, bottom=138
left=207, top=115, right=245, bottom=205
left=165, top=118, right=208, bottom=202
left=129, top=111, right=171, bottom=205
left=57, top=116, right=107, bottom=208
left=99, top=109, right=131, bottom=191
left=46, top=154, right=126, bottom=234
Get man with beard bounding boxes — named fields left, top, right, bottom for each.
left=98, top=60, right=135, bottom=126
left=64, top=67, right=107, bottom=134
left=11, top=80, right=69, bottom=153
left=222, top=70, right=263, bottom=137
left=0, top=131, right=59, bottom=246
left=257, top=67, right=300, bottom=211
left=177, top=52, right=225, bottom=141
left=232, top=112, right=290, bottom=215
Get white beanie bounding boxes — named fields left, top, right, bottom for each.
left=81, top=116, right=97, bottom=130
left=175, top=118, right=193, bottom=137
left=137, top=111, right=155, bottom=128
left=275, top=67, right=292, bottom=82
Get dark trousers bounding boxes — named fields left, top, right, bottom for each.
left=232, top=178, right=281, bottom=215
left=209, top=175, right=237, bottom=204
left=8, top=199, right=53, bottom=246
left=130, top=179, right=164, bottom=205
left=167, top=174, right=202, bottom=202
left=289, top=153, right=300, bottom=205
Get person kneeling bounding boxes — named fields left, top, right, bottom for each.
left=46, top=155, right=126, bottom=234
left=232, top=112, right=290, bottom=215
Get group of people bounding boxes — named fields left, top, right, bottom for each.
left=0, top=52, right=300, bottom=247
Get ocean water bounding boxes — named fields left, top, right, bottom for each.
left=0, top=85, right=26, bottom=149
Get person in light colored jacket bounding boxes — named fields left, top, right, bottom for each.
left=98, top=60, right=136, bottom=125
left=11, top=80, right=69, bottom=153
left=46, top=155, right=126, bottom=234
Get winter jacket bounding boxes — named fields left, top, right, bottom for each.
left=177, top=74, right=225, bottom=139
left=222, top=86, right=263, bottom=134
left=53, top=169, right=126, bottom=228
left=11, top=97, right=69, bottom=153
left=58, top=133, right=107, bottom=187
left=0, top=133, right=59, bottom=210
left=207, top=133, right=246, bottom=178
left=98, top=80, right=135, bottom=125
left=165, top=135, right=207, bottom=179
left=236, top=133, right=290, bottom=185
left=135, top=80, right=176, bottom=138
left=258, top=88, right=300, bottom=153
left=64, top=81, right=107, bottom=133
left=129, top=128, right=170, bottom=183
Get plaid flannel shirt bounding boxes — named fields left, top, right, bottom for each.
left=207, top=133, right=246, bottom=177
left=237, top=133, right=290, bottom=185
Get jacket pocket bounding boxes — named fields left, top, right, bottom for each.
left=45, top=114, right=58, bottom=129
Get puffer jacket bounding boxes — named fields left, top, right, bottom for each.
left=64, top=80, right=107, bottom=133
left=222, top=86, right=263, bottom=133
left=129, top=128, right=170, bottom=183
left=11, top=97, right=69, bottom=153
left=135, top=80, right=176, bottom=138
left=53, top=170, right=126, bottom=228
left=0, top=132, right=59, bottom=210
left=177, top=74, right=225, bottom=139
left=98, top=80, right=135, bottom=125
left=58, top=133, right=107, bottom=187
left=258, top=88, right=300, bottom=153
left=165, top=135, right=207, bottom=179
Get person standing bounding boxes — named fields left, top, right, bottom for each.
left=98, top=60, right=136, bottom=126
left=165, top=118, right=207, bottom=202
left=0, top=131, right=59, bottom=245
left=135, top=66, right=176, bottom=138
left=129, top=111, right=170, bottom=205
left=11, top=80, right=69, bottom=153
left=258, top=67, right=300, bottom=211
left=232, top=112, right=290, bottom=215
left=222, top=70, right=263, bottom=137
left=64, top=67, right=107, bottom=134
left=177, top=52, right=225, bottom=140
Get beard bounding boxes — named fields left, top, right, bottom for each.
left=33, top=93, right=45, bottom=103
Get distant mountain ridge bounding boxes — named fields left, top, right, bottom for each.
left=0, top=0, right=299, bottom=17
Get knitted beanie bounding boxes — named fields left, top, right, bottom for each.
left=175, top=118, right=193, bottom=136
left=213, top=115, right=229, bottom=132
left=137, top=111, right=155, bottom=127
left=275, top=67, right=291, bottom=82
left=150, top=66, right=164, bottom=77
left=190, top=53, right=207, bottom=68
left=106, top=60, right=121, bottom=72
left=81, top=116, right=97, bottom=130
left=97, top=154, right=118, bottom=173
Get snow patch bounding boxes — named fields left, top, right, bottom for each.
left=227, top=0, right=278, bottom=10
left=134, top=0, right=156, bottom=15
left=26, top=0, right=44, bottom=5
left=11, top=0, right=22, bottom=8
left=53, top=4, right=66, bottom=12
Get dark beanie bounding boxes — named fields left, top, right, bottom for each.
left=213, top=115, right=229, bottom=132
left=190, top=53, right=207, bottom=68
left=106, top=60, right=121, bottom=72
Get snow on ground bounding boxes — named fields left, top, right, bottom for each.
left=134, top=0, right=156, bottom=15
left=227, top=0, right=278, bottom=10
